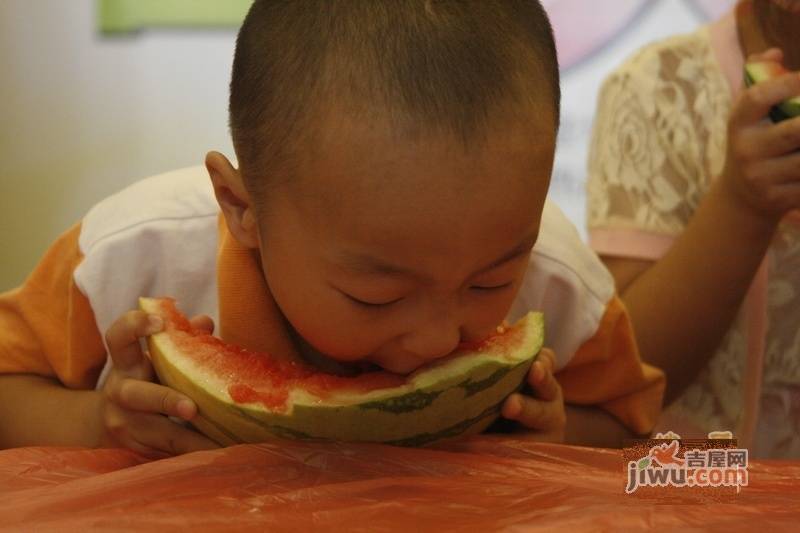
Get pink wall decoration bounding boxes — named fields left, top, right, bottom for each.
left=544, top=0, right=649, bottom=70
left=546, top=0, right=737, bottom=71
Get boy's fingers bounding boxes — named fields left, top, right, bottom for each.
left=109, top=378, right=197, bottom=420
left=102, top=402, right=171, bottom=458
left=735, top=71, right=800, bottom=126
left=128, top=412, right=220, bottom=455
left=525, top=349, right=559, bottom=402
left=501, top=393, right=525, bottom=421
left=502, top=394, right=564, bottom=431
left=121, top=436, right=171, bottom=460
left=537, top=348, right=556, bottom=374
left=527, top=362, right=560, bottom=402
left=189, top=314, right=215, bottom=334
left=105, top=310, right=163, bottom=373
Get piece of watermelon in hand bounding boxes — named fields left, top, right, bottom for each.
left=744, top=61, right=800, bottom=123
left=139, top=297, right=544, bottom=447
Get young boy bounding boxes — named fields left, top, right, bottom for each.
left=0, top=0, right=663, bottom=456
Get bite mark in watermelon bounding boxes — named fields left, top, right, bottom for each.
left=744, top=62, right=800, bottom=123
left=139, top=297, right=543, bottom=446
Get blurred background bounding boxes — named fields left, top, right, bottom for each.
left=0, top=0, right=735, bottom=290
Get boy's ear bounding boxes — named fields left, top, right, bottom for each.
left=205, top=151, right=260, bottom=249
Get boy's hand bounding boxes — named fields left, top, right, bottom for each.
left=99, top=310, right=219, bottom=457
left=500, top=348, right=565, bottom=443
left=723, top=48, right=800, bottom=220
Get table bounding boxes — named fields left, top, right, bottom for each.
left=1, top=436, right=798, bottom=531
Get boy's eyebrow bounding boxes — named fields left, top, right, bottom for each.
left=477, top=232, right=538, bottom=274
left=338, top=255, right=413, bottom=277
left=338, top=231, right=538, bottom=278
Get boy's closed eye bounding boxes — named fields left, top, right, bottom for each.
left=341, top=280, right=515, bottom=308
left=470, top=281, right=514, bottom=291
left=342, top=292, right=403, bottom=308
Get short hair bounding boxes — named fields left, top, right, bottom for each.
left=230, top=0, right=560, bottom=193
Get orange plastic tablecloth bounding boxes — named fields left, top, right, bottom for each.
left=1, top=436, right=798, bottom=531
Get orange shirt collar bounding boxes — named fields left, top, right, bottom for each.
left=216, top=215, right=300, bottom=362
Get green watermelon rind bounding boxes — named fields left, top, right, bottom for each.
left=241, top=398, right=507, bottom=447
left=744, top=63, right=800, bottom=123
left=141, top=297, right=543, bottom=446
left=232, top=356, right=534, bottom=444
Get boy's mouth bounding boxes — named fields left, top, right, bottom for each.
left=301, top=346, right=381, bottom=376
left=290, top=330, right=381, bottom=376
left=289, top=326, right=504, bottom=377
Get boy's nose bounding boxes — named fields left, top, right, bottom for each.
left=400, top=316, right=462, bottom=362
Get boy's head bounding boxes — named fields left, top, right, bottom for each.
left=207, top=0, right=560, bottom=373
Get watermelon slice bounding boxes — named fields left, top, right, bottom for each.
left=139, top=297, right=543, bottom=447
left=744, top=62, right=800, bottom=123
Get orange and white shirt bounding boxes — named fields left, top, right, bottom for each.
left=0, top=166, right=664, bottom=435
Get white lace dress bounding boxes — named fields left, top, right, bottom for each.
left=586, top=11, right=800, bottom=458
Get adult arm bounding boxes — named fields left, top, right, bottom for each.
left=602, top=177, right=775, bottom=404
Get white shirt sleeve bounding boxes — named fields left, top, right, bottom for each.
left=506, top=200, right=615, bottom=371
